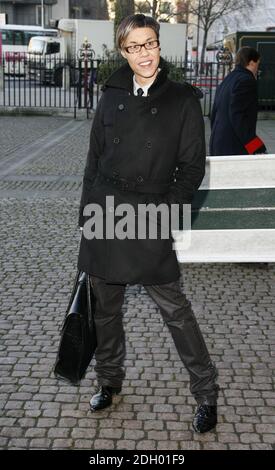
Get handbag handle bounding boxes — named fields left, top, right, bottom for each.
left=86, top=274, right=94, bottom=331
left=65, top=230, right=85, bottom=315
left=62, top=232, right=95, bottom=331
left=78, top=231, right=95, bottom=332
left=65, top=269, right=82, bottom=315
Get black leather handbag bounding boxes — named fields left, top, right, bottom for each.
left=54, top=270, right=97, bottom=385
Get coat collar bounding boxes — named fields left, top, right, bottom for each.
left=102, top=56, right=169, bottom=95
left=234, top=64, right=256, bottom=80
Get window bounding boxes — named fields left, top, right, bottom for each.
left=70, top=6, right=83, bottom=19
left=1, top=31, right=13, bottom=46
left=28, top=38, right=45, bottom=54
left=36, top=5, right=49, bottom=27
left=46, top=42, right=60, bottom=54
left=23, top=32, right=33, bottom=46
left=14, top=31, right=24, bottom=46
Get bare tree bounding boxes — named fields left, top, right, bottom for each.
left=113, top=0, right=135, bottom=25
left=111, top=0, right=135, bottom=46
left=175, top=0, right=191, bottom=24
left=70, top=0, right=109, bottom=19
left=93, top=0, right=109, bottom=20
left=92, top=0, right=109, bottom=20
left=136, top=1, right=174, bottom=21
left=189, top=0, right=257, bottom=66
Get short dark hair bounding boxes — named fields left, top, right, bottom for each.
left=116, top=14, right=160, bottom=50
left=235, top=46, right=261, bottom=67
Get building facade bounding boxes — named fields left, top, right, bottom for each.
left=0, top=0, right=57, bottom=26
left=52, top=0, right=109, bottom=21
left=0, top=0, right=109, bottom=25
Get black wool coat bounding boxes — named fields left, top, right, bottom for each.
left=210, top=65, right=266, bottom=156
left=77, top=58, right=206, bottom=285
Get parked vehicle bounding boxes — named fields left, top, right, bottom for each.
left=0, top=24, right=57, bottom=75
left=27, top=19, right=113, bottom=86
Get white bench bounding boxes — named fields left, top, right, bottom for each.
left=174, top=154, right=275, bottom=263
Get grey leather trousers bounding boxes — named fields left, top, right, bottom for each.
left=90, top=275, right=219, bottom=404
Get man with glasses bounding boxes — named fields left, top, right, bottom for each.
left=78, top=14, right=219, bottom=433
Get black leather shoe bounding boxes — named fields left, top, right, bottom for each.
left=90, top=385, right=121, bottom=412
left=192, top=404, right=217, bottom=433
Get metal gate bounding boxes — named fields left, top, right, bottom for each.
left=1, top=57, right=274, bottom=117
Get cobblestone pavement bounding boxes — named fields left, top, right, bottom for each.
left=0, top=116, right=274, bottom=450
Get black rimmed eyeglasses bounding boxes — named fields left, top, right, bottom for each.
left=124, top=40, right=160, bottom=54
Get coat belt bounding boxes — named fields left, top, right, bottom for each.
left=97, top=171, right=172, bottom=194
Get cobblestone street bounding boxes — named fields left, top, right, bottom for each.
left=0, top=115, right=274, bottom=450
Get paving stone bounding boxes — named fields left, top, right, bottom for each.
left=116, top=440, right=136, bottom=450
left=122, top=420, right=143, bottom=430
left=157, top=440, right=179, bottom=450
left=48, top=428, right=70, bottom=438
left=52, top=439, right=74, bottom=449
left=71, top=428, right=96, bottom=439
left=0, top=427, right=24, bottom=438
left=203, top=443, right=228, bottom=450
left=240, top=433, right=261, bottom=443
left=124, top=429, right=145, bottom=440
left=136, top=440, right=157, bottom=450
left=25, top=428, right=47, bottom=438
left=219, top=433, right=240, bottom=443
left=228, top=444, right=250, bottom=450
left=92, top=439, right=115, bottom=449
left=250, top=443, right=273, bottom=450
left=8, top=439, right=30, bottom=449
left=29, top=438, right=51, bottom=448
left=0, top=116, right=274, bottom=450
left=99, top=428, right=123, bottom=439
left=169, top=431, right=192, bottom=440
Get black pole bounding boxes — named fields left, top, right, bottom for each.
left=196, top=0, right=201, bottom=74
left=78, top=59, right=82, bottom=109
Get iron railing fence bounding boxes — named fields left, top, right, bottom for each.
left=1, top=56, right=274, bottom=117
left=1, top=56, right=85, bottom=117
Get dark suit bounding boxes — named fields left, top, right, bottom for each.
left=210, top=65, right=266, bottom=156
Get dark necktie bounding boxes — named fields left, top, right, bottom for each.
left=137, top=88, right=144, bottom=96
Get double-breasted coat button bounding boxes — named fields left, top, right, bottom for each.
left=113, top=137, right=120, bottom=144
left=151, top=107, right=157, bottom=114
left=137, top=176, right=144, bottom=183
left=118, top=104, right=125, bottom=110
left=146, top=140, right=152, bottom=149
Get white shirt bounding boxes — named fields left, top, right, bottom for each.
left=133, top=69, right=161, bottom=97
